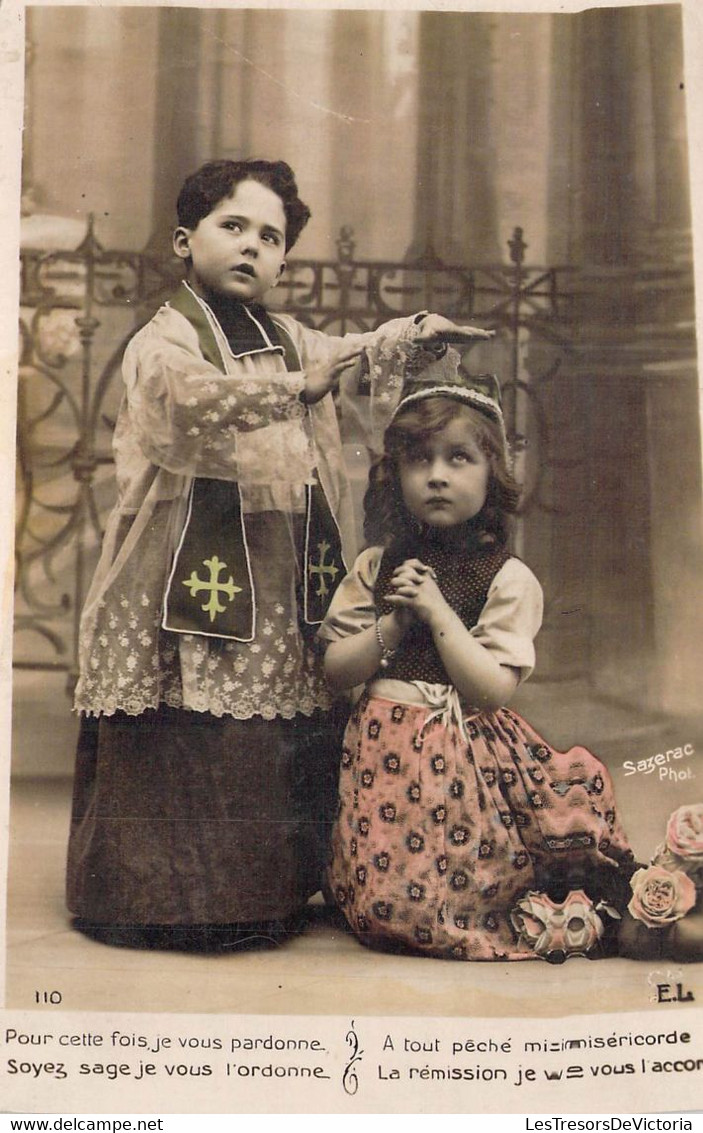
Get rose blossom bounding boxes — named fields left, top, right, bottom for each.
left=628, top=865, right=696, bottom=928
left=666, top=804, right=703, bottom=864
left=650, top=805, right=703, bottom=888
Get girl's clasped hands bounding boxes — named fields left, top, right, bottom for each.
left=385, top=559, right=442, bottom=629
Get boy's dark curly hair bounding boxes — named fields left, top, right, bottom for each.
left=176, top=159, right=311, bottom=251
left=364, top=397, right=520, bottom=549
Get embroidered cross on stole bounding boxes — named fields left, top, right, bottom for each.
left=161, top=283, right=346, bottom=641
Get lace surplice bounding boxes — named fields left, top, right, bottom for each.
left=75, top=287, right=426, bottom=720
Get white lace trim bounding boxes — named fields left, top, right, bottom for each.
left=74, top=593, right=334, bottom=721
left=76, top=691, right=332, bottom=721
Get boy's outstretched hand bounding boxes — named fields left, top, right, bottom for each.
left=303, top=348, right=362, bottom=405
left=415, top=314, right=495, bottom=345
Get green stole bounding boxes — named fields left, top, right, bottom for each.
left=161, top=283, right=346, bottom=641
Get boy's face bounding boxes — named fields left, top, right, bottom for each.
left=173, top=179, right=288, bottom=304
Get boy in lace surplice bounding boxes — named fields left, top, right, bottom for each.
left=66, top=159, right=493, bottom=950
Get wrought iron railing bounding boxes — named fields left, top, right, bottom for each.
left=16, top=218, right=575, bottom=685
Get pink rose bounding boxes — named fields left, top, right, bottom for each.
left=511, top=890, right=606, bottom=961
left=666, top=805, right=703, bottom=864
left=628, top=865, right=696, bottom=929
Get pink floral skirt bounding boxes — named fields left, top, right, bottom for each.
left=327, top=694, right=634, bottom=960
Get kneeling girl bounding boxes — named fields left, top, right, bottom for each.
left=318, top=370, right=635, bottom=961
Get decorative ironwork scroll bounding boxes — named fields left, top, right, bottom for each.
left=16, top=217, right=574, bottom=685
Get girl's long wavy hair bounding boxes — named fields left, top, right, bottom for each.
left=363, top=397, right=520, bottom=550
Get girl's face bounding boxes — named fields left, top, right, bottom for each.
left=398, top=417, right=490, bottom=530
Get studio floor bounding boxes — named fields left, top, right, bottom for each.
left=6, top=669, right=703, bottom=1021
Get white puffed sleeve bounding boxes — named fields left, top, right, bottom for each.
left=470, top=557, right=544, bottom=682
left=317, top=546, right=384, bottom=642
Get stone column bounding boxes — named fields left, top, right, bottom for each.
left=411, top=12, right=500, bottom=263
left=563, top=5, right=701, bottom=716
left=24, top=7, right=160, bottom=249
left=328, top=11, right=418, bottom=261
left=145, top=9, right=203, bottom=255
